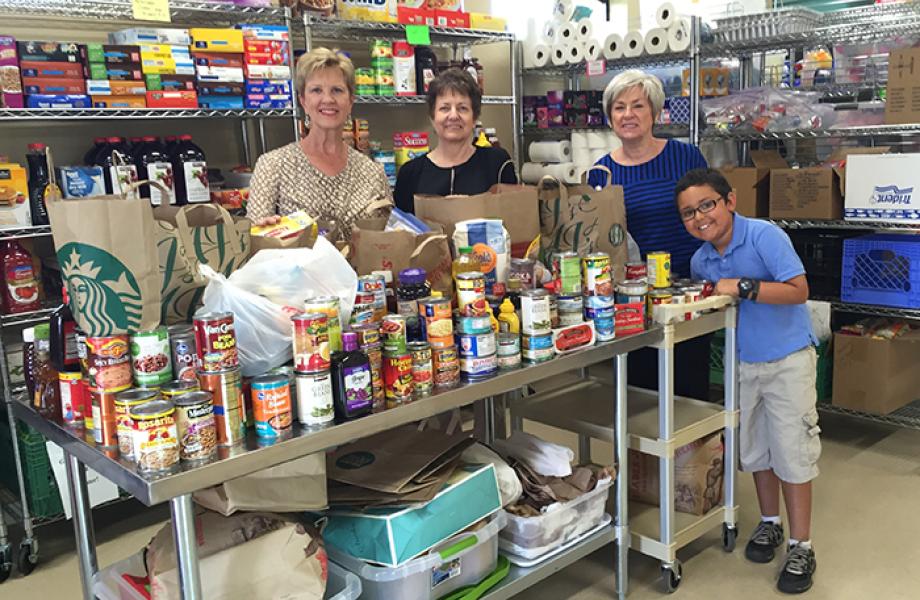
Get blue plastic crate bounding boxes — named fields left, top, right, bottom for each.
left=841, top=233, right=920, bottom=308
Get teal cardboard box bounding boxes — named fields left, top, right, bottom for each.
left=323, top=464, right=501, bottom=567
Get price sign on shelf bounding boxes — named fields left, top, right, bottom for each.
left=132, top=0, right=171, bottom=22
left=406, top=25, right=431, bottom=46
left=586, top=60, right=606, bottom=77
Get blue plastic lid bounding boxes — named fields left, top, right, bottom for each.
left=399, top=268, right=427, bottom=285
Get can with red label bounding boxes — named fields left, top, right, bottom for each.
left=615, top=302, right=646, bottom=336
left=625, top=262, right=647, bottom=280
left=168, top=324, right=199, bottom=382
left=198, top=368, right=245, bottom=446
left=432, top=345, right=460, bottom=388
left=383, top=351, right=413, bottom=407
left=456, top=272, right=487, bottom=317
left=59, top=371, right=86, bottom=427
left=408, top=341, right=433, bottom=397
left=193, top=312, right=239, bottom=373
left=292, top=313, right=331, bottom=373
left=85, top=335, right=133, bottom=393
left=380, top=314, right=408, bottom=354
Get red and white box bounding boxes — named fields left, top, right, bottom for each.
left=0, top=36, right=24, bottom=108
left=145, top=89, right=198, bottom=108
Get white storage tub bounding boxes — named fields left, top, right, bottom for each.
left=328, top=512, right=506, bottom=600
left=499, top=477, right=612, bottom=560
left=92, top=550, right=359, bottom=600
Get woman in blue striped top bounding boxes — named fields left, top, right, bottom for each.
left=588, top=69, right=711, bottom=399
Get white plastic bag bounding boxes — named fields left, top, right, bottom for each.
left=494, top=430, right=575, bottom=478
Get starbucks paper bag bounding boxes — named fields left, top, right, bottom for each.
left=47, top=182, right=162, bottom=336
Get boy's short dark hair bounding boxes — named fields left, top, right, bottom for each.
left=674, top=168, right=733, bottom=204
left=426, top=68, right=482, bottom=120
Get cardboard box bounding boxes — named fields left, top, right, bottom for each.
left=196, top=81, right=245, bottom=96
left=435, top=9, right=470, bottom=28
left=87, top=63, right=144, bottom=81
left=0, top=161, right=29, bottom=228
left=21, top=77, right=85, bottom=95
left=145, top=90, right=198, bottom=108
left=886, top=47, right=920, bottom=125
left=397, top=6, right=436, bottom=25
left=16, top=41, right=83, bottom=63
left=139, top=44, right=191, bottom=59
left=243, top=50, right=290, bottom=66
left=84, top=44, right=141, bottom=65
left=92, top=95, right=147, bottom=108
left=245, top=80, right=291, bottom=96
left=189, top=28, right=244, bottom=53
left=141, top=58, right=195, bottom=75
left=56, top=166, right=105, bottom=198
left=196, top=65, right=245, bottom=83
left=338, top=0, right=398, bottom=22
left=87, top=79, right=148, bottom=96
left=243, top=39, right=288, bottom=54
left=245, top=95, right=292, bottom=109
left=236, top=24, right=290, bottom=42
left=0, top=37, right=24, bottom=109
left=19, top=60, right=85, bottom=79
left=832, top=330, right=920, bottom=414
left=469, top=12, right=507, bottom=30
left=192, top=52, right=244, bottom=68
left=243, top=63, right=290, bottom=80
left=198, top=95, right=243, bottom=110
left=770, top=156, right=843, bottom=220
left=720, top=150, right=788, bottom=218
left=844, top=153, right=920, bottom=223
left=110, top=28, right=191, bottom=46
left=26, top=94, right=90, bottom=108
left=145, top=73, right=195, bottom=92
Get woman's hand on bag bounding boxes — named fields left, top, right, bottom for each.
left=256, top=215, right=282, bottom=227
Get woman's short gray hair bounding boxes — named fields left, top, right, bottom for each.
left=294, top=47, right=355, bottom=98
left=602, top=69, right=665, bottom=120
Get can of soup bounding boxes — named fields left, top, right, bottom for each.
left=193, top=312, right=239, bottom=373
left=295, top=371, right=334, bottom=426
left=305, top=296, right=343, bottom=353
left=130, top=399, right=179, bottom=473
left=85, top=335, right=133, bottom=393
left=251, top=374, right=293, bottom=439
left=173, top=391, right=217, bottom=462
left=114, top=388, right=159, bottom=460
left=198, top=368, right=245, bottom=446
left=419, top=296, right=454, bottom=348
left=168, top=324, right=199, bottom=382
left=625, top=262, right=647, bottom=280
left=292, top=313, right=331, bottom=373
left=131, top=326, right=173, bottom=388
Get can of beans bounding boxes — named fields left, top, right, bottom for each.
left=456, top=314, right=492, bottom=335
left=251, top=374, right=293, bottom=439
left=168, top=324, right=199, bottom=382
left=552, top=251, right=582, bottom=296
left=305, top=296, right=343, bottom=352
left=419, top=296, right=454, bottom=348
left=292, top=313, right=331, bottom=373
left=521, top=333, right=554, bottom=363
left=193, top=312, right=239, bottom=373
left=295, top=371, right=334, bottom=426
left=383, top=351, right=414, bottom=406
left=456, top=272, right=487, bottom=317
left=130, top=400, right=179, bottom=473
left=646, top=251, right=671, bottom=289
left=85, top=335, right=133, bottom=393
left=408, top=341, right=433, bottom=397
left=460, top=354, right=498, bottom=380
left=625, top=262, right=647, bottom=280
left=360, top=340, right=385, bottom=411
left=432, top=345, right=461, bottom=388
left=59, top=371, right=86, bottom=427
left=521, top=289, right=552, bottom=335
left=457, top=332, right=497, bottom=358
left=91, top=390, right=118, bottom=448
left=173, top=391, right=217, bottom=462
left=582, top=252, right=613, bottom=296
left=130, top=326, right=173, bottom=388
left=159, top=379, right=200, bottom=401
left=198, top=369, right=245, bottom=446
left=380, top=314, right=408, bottom=354
left=114, top=388, right=159, bottom=459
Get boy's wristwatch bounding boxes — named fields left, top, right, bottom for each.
left=738, top=278, right=760, bottom=301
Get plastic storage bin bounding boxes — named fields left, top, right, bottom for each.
left=0, top=419, right=64, bottom=519
left=842, top=233, right=920, bottom=308
left=499, top=477, right=612, bottom=561
left=328, top=512, right=506, bottom=600
left=787, top=228, right=864, bottom=300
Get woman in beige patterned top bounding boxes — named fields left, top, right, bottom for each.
left=248, top=48, right=392, bottom=238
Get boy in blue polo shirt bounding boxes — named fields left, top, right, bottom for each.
left=674, top=168, right=820, bottom=594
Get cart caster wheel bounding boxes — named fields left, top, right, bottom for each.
left=17, top=543, right=37, bottom=576
left=0, top=544, right=11, bottom=583
left=722, top=524, right=738, bottom=553
left=661, top=560, right=682, bottom=593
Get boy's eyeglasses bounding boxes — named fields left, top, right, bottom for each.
left=680, top=197, right=723, bottom=221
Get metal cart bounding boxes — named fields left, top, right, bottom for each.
left=510, top=296, right=740, bottom=595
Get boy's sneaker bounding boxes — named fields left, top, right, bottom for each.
left=745, top=521, right=784, bottom=563
left=778, top=544, right=817, bottom=594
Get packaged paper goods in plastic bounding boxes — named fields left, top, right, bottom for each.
left=146, top=510, right=327, bottom=599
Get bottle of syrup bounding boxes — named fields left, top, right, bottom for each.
left=331, top=331, right=373, bottom=422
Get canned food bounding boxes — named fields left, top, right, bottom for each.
left=295, top=371, right=334, bottom=426
left=456, top=272, right=487, bottom=317
left=668, top=288, right=687, bottom=322
left=361, top=341, right=385, bottom=411
left=352, top=322, right=381, bottom=347
left=549, top=294, right=559, bottom=329
left=419, top=296, right=454, bottom=348
left=615, top=303, right=646, bottom=336
left=383, top=352, right=413, bottom=407
left=457, top=332, right=497, bottom=358
left=521, top=333, right=553, bottom=351
left=251, top=374, right=293, bottom=438
left=699, top=280, right=715, bottom=297
left=114, top=388, right=159, bottom=459
left=648, top=290, right=673, bottom=322
left=173, top=391, right=217, bottom=462
left=557, top=295, right=584, bottom=327
left=85, top=335, right=132, bottom=392
left=380, top=314, right=408, bottom=354
left=552, top=251, right=582, bottom=295
left=521, top=289, right=552, bottom=335
left=510, top=258, right=536, bottom=290
left=91, top=390, right=118, bottom=448
left=305, top=295, right=343, bottom=353
left=292, top=313, right=331, bottom=373
left=130, top=326, right=172, bottom=388
left=456, top=314, right=492, bottom=335
left=684, top=285, right=704, bottom=320
left=584, top=294, right=616, bottom=313
left=582, top=253, right=613, bottom=296
left=497, top=352, right=521, bottom=370
left=497, top=333, right=521, bottom=356
left=355, top=67, right=375, bottom=89
left=591, top=309, right=616, bottom=342
left=626, top=262, right=647, bottom=280
left=350, top=303, right=376, bottom=326
left=558, top=310, right=584, bottom=327
left=198, top=369, right=245, bottom=446
left=646, top=251, right=671, bottom=289
left=616, top=279, right=649, bottom=304
left=355, top=292, right=376, bottom=306
left=160, top=379, right=200, bottom=400
left=371, top=39, right=393, bottom=58
left=60, top=371, right=86, bottom=427
left=522, top=340, right=554, bottom=363
left=357, top=273, right=387, bottom=321
left=432, top=345, right=460, bottom=388
left=408, top=341, right=433, bottom=396
left=168, top=324, right=199, bottom=381
left=193, top=312, right=239, bottom=373
left=460, top=354, right=498, bottom=379
left=130, top=400, right=179, bottom=473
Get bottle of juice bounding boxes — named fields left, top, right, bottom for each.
left=25, top=143, right=50, bottom=226
left=1, top=240, right=40, bottom=314
left=170, top=134, right=209, bottom=205
left=452, top=246, right=481, bottom=281
left=33, top=323, right=61, bottom=421
left=331, top=331, right=373, bottom=422
left=97, top=136, right=138, bottom=195
left=50, top=286, right=78, bottom=372
left=137, top=136, right=176, bottom=205
left=83, top=137, right=106, bottom=165
left=22, top=326, right=35, bottom=399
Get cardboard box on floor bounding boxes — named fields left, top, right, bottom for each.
left=844, top=152, right=920, bottom=223
left=832, top=330, right=920, bottom=414
left=886, top=47, right=920, bottom=125
left=720, top=150, right=788, bottom=217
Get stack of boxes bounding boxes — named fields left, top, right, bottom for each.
left=0, top=37, right=24, bottom=108
left=85, top=44, right=146, bottom=108
left=239, top=25, right=292, bottom=110
left=115, top=28, right=197, bottom=109
left=191, top=27, right=244, bottom=109
left=17, top=41, right=90, bottom=108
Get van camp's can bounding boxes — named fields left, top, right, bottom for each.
left=130, top=400, right=179, bottom=473
left=292, top=313, right=330, bottom=373
left=383, top=352, right=414, bottom=407
left=198, top=368, right=245, bottom=446
left=419, top=296, right=453, bottom=348
left=305, top=296, right=343, bottom=352
left=160, top=379, right=200, bottom=401
left=408, top=341, right=433, bottom=396
left=91, top=390, right=118, bottom=448
left=173, top=391, right=217, bottom=462
left=380, top=314, right=408, bottom=354
left=646, top=251, right=671, bottom=289
left=168, top=324, right=199, bottom=382
left=582, top=253, right=612, bottom=296
left=432, top=345, right=460, bottom=388
left=295, top=371, right=334, bottom=426
left=193, top=312, right=239, bottom=373
left=552, top=251, right=581, bottom=295
left=521, top=289, right=552, bottom=335
left=456, top=272, right=487, bottom=317
left=457, top=332, right=497, bottom=358
left=251, top=374, right=293, bottom=439
left=130, top=326, right=172, bottom=387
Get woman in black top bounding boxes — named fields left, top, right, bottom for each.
left=394, top=68, right=517, bottom=213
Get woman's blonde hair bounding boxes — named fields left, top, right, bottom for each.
left=602, top=69, right=665, bottom=121
left=294, top=47, right=355, bottom=98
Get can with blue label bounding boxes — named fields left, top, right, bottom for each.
left=521, top=333, right=554, bottom=363
left=456, top=314, right=493, bottom=335
left=458, top=331, right=497, bottom=358
left=584, top=298, right=616, bottom=342
left=459, top=354, right=498, bottom=380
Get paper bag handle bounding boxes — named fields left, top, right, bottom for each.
left=410, top=234, right=448, bottom=260
left=582, top=165, right=613, bottom=189
left=496, top=159, right=519, bottom=184
left=363, top=197, right=394, bottom=214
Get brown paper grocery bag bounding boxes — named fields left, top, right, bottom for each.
left=47, top=180, right=162, bottom=336
left=414, top=161, right=540, bottom=258
left=538, top=165, right=628, bottom=281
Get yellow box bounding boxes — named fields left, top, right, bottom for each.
left=336, top=0, right=397, bottom=22
left=469, top=13, right=506, bottom=31
left=0, top=163, right=28, bottom=202
left=188, top=28, right=244, bottom=53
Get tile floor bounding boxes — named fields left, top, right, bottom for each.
left=1, top=411, right=918, bottom=599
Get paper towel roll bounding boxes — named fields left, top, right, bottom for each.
left=575, top=18, right=593, bottom=42
left=542, top=19, right=563, bottom=44
left=667, top=19, right=691, bottom=52
left=570, top=131, right=589, bottom=148
left=530, top=44, right=551, bottom=68
left=557, top=21, right=577, bottom=44
left=529, top=140, right=572, bottom=163
left=553, top=0, right=575, bottom=21
left=566, top=43, right=584, bottom=65
left=586, top=131, right=608, bottom=147
left=583, top=39, right=601, bottom=61
left=656, top=2, right=677, bottom=29
left=644, top=28, right=668, bottom=55
left=551, top=44, right=567, bottom=66
left=521, top=162, right=580, bottom=185
left=572, top=147, right=593, bottom=167
left=623, top=31, right=644, bottom=58
left=603, top=33, right=623, bottom=60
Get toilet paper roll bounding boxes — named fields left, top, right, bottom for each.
left=623, top=31, right=644, bottom=58
left=644, top=28, right=668, bottom=55
left=551, top=44, right=567, bottom=66
left=570, top=131, right=589, bottom=148
left=583, top=39, right=601, bottom=61
left=553, top=0, right=575, bottom=21
left=586, top=131, right=608, bottom=147
left=566, top=43, right=584, bottom=65
left=521, top=162, right=580, bottom=185
left=530, top=44, right=551, bottom=68
left=542, top=19, right=563, bottom=44
left=667, top=19, right=691, bottom=53
left=572, top=146, right=594, bottom=167
left=575, top=18, right=593, bottom=42
left=603, top=33, right=623, bottom=60
left=529, top=140, right=572, bottom=163
left=656, top=2, right=678, bottom=29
